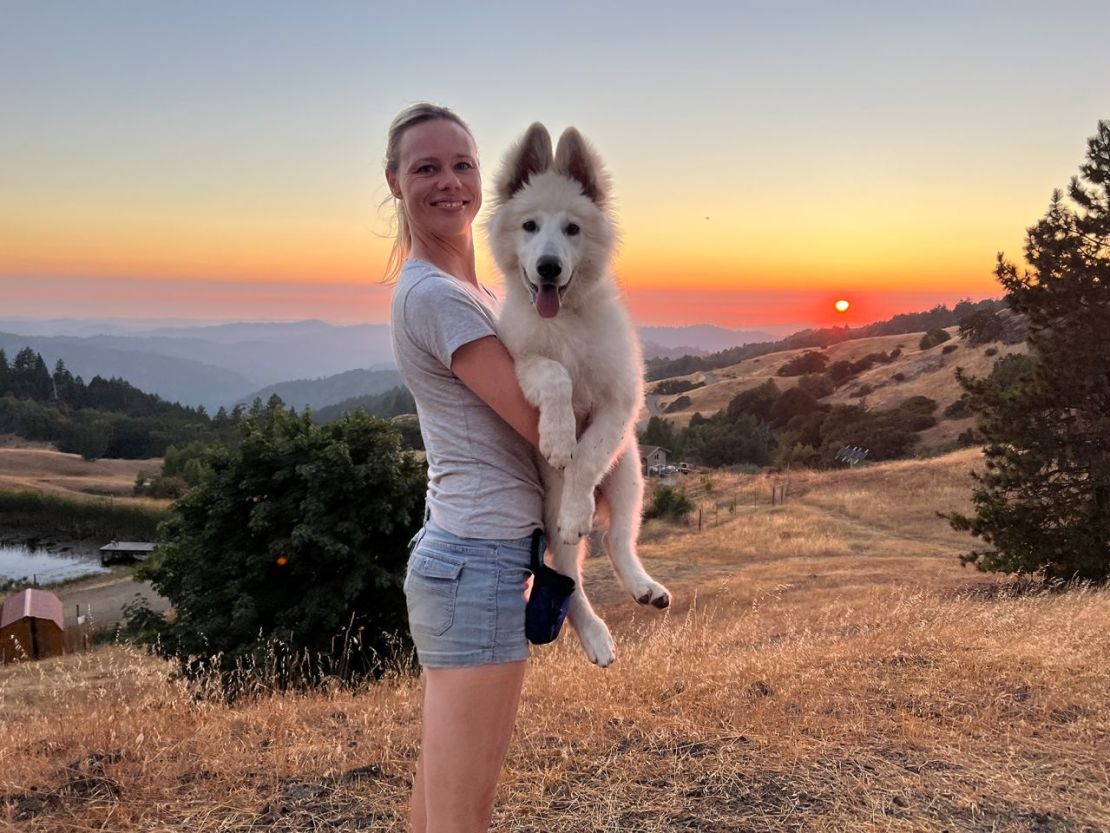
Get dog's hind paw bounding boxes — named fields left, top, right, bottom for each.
left=633, top=580, right=671, bottom=610
left=576, top=620, right=616, bottom=667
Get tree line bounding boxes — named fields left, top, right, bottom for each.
left=0, top=344, right=420, bottom=463
left=645, top=297, right=1008, bottom=381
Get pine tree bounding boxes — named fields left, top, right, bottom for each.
left=946, top=121, right=1110, bottom=582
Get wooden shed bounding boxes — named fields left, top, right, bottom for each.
left=1, top=588, right=65, bottom=663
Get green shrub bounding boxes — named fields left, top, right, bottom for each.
left=943, top=396, right=974, bottom=419
left=134, top=408, right=426, bottom=692
left=777, top=351, right=829, bottom=377
left=643, top=484, right=694, bottom=522
left=770, top=386, right=822, bottom=428
left=664, top=395, right=692, bottom=413
left=919, top=329, right=952, bottom=350
left=797, top=373, right=835, bottom=399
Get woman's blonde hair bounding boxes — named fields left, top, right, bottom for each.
left=382, top=103, right=475, bottom=282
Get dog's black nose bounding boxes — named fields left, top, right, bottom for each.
left=536, top=257, right=562, bottom=281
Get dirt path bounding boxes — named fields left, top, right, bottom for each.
left=55, top=575, right=171, bottom=627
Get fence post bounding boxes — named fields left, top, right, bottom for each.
left=698, top=507, right=703, bottom=532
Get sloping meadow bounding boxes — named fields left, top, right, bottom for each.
left=3, top=450, right=1108, bottom=831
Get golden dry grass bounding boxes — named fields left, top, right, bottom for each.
left=639, top=329, right=1028, bottom=442
left=2, top=450, right=1108, bottom=831
left=0, top=446, right=167, bottom=508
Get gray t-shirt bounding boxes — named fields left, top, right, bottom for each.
left=390, top=258, right=543, bottom=539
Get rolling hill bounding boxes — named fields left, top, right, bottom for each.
left=2, top=450, right=1106, bottom=831
left=641, top=325, right=1028, bottom=452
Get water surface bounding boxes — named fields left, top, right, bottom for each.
left=0, top=542, right=109, bottom=584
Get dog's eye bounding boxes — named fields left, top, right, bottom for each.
left=565, top=223, right=580, bottom=236
left=522, top=220, right=538, bottom=233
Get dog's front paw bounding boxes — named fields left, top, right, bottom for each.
left=557, top=493, right=595, bottom=544
left=632, top=579, right=672, bottom=610
left=576, top=618, right=616, bottom=667
left=539, top=413, right=576, bottom=470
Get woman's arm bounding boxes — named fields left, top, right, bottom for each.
left=451, top=335, right=542, bottom=448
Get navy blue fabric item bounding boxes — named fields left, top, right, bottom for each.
left=524, top=528, right=575, bottom=645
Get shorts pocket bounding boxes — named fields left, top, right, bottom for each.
left=404, top=551, right=464, bottom=637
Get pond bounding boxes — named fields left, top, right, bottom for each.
left=0, top=541, right=109, bottom=585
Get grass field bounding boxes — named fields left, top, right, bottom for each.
left=0, top=441, right=170, bottom=547
left=1, top=449, right=1107, bottom=831
left=0, top=442, right=165, bottom=504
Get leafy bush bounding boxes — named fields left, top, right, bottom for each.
left=777, top=351, right=829, bottom=377
left=942, top=344, right=959, bottom=355
left=643, top=484, right=694, bottom=521
left=134, top=408, right=426, bottom=691
left=891, top=396, right=939, bottom=432
left=664, top=395, right=692, bottom=413
left=797, top=373, right=835, bottom=399
left=818, top=404, right=920, bottom=463
left=163, top=440, right=226, bottom=485
left=919, top=329, right=952, bottom=350
left=724, top=379, right=780, bottom=423
left=770, top=386, right=822, bottom=428
left=682, top=414, right=774, bottom=467
left=943, top=396, right=974, bottom=419
left=774, top=442, right=821, bottom=469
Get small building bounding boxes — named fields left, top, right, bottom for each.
left=99, top=540, right=157, bottom=566
left=1, top=588, right=65, bottom=663
left=639, top=445, right=670, bottom=474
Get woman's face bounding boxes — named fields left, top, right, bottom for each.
left=389, top=118, right=481, bottom=241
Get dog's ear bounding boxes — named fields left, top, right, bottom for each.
left=495, top=122, right=553, bottom=202
left=555, top=127, right=610, bottom=208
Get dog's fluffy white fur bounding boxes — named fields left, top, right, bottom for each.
left=486, top=123, right=670, bottom=667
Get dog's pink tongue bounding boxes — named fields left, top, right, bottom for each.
left=536, top=285, right=561, bottom=318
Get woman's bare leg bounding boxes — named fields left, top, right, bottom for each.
left=409, top=660, right=527, bottom=833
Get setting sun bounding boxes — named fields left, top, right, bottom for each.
left=835, top=299, right=850, bottom=313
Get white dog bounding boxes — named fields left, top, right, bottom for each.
left=487, top=123, right=671, bottom=667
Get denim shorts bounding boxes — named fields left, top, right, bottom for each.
left=403, top=521, right=535, bottom=668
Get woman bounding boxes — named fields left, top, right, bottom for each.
left=385, top=103, right=547, bottom=833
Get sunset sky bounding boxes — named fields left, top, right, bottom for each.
left=2, top=1, right=1109, bottom=329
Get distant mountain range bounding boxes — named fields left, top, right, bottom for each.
left=639, top=325, right=782, bottom=359
left=0, top=317, right=787, bottom=412
left=239, top=368, right=403, bottom=413
left=0, top=319, right=395, bottom=412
